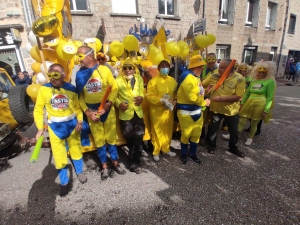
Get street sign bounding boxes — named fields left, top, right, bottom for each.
left=193, top=18, right=206, bottom=33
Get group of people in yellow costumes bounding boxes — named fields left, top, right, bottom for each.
left=33, top=40, right=276, bottom=196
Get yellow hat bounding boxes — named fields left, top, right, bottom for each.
left=188, top=55, right=206, bottom=69
left=140, top=59, right=153, bottom=69
left=157, top=59, right=170, bottom=67
left=123, top=57, right=134, bottom=66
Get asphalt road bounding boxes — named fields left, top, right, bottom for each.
left=0, top=84, right=299, bottom=225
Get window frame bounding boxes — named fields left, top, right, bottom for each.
left=70, top=0, right=88, bottom=12
left=216, top=45, right=231, bottom=60
left=245, top=1, right=253, bottom=25
left=158, top=0, right=175, bottom=16
left=266, top=1, right=278, bottom=30
left=219, top=0, right=229, bottom=23
left=111, top=0, right=138, bottom=15
left=242, top=46, right=257, bottom=64
left=288, top=14, right=297, bottom=34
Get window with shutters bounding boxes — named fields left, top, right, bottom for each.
left=266, top=1, right=278, bottom=30
left=70, top=0, right=88, bottom=11
left=288, top=14, right=296, bottom=34
left=218, top=0, right=235, bottom=25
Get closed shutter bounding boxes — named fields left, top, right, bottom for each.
left=227, top=0, right=236, bottom=25
left=252, top=0, right=260, bottom=28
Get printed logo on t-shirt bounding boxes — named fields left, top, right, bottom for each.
left=86, top=78, right=102, bottom=93
left=252, top=83, right=264, bottom=90
left=51, top=94, right=69, bottom=109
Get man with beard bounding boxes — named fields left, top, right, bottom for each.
left=76, top=46, right=125, bottom=180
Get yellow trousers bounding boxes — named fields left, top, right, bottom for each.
left=48, top=126, right=82, bottom=170
left=177, top=110, right=203, bottom=144
left=150, top=105, right=174, bottom=156
left=88, top=106, right=117, bottom=147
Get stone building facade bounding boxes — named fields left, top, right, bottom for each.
left=71, top=0, right=294, bottom=76
left=0, top=0, right=299, bottom=77
left=0, top=0, right=30, bottom=75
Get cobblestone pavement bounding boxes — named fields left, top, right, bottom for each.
left=0, top=84, right=299, bottom=225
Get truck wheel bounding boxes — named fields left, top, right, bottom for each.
left=8, top=86, right=34, bottom=125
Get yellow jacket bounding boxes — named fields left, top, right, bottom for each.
left=177, top=73, right=206, bottom=107
left=202, top=71, right=245, bottom=116
left=34, top=82, right=83, bottom=130
left=79, top=65, right=118, bottom=112
left=115, top=74, right=144, bottom=120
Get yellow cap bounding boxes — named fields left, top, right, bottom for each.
left=123, top=57, right=134, bottom=66
left=188, top=55, right=206, bottom=69
left=157, top=59, right=170, bottom=67
left=140, top=59, right=153, bottom=69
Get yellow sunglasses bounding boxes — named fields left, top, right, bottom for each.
left=207, top=58, right=216, bottom=63
left=47, top=72, right=61, bottom=79
left=240, top=66, right=248, bottom=71
left=76, top=49, right=93, bottom=60
left=257, top=66, right=268, bottom=72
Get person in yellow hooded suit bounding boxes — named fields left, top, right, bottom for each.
left=147, top=59, right=177, bottom=161
left=76, top=46, right=125, bottom=181
left=115, top=58, right=145, bottom=174
left=177, top=55, right=210, bottom=164
left=34, top=64, right=87, bottom=197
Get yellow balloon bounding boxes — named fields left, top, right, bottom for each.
left=29, top=46, right=42, bottom=63
left=32, top=75, right=37, bottom=84
left=195, top=35, right=210, bottom=48
left=109, top=41, right=124, bottom=57
left=56, top=40, right=74, bottom=61
left=95, top=38, right=103, bottom=52
left=207, top=33, right=216, bottom=45
left=123, top=35, right=139, bottom=51
left=178, top=41, right=190, bottom=58
left=111, top=56, right=118, bottom=62
left=31, top=62, right=41, bottom=73
left=148, top=44, right=164, bottom=65
left=26, top=84, right=42, bottom=99
left=32, top=15, right=59, bottom=37
left=73, top=40, right=83, bottom=48
left=166, top=42, right=180, bottom=56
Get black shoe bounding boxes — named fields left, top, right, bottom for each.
left=101, top=168, right=109, bottom=180
left=199, top=139, right=206, bottom=146
left=60, top=183, right=69, bottom=197
left=130, top=165, right=142, bottom=174
left=207, top=147, right=215, bottom=154
left=112, top=164, right=126, bottom=175
left=229, top=148, right=245, bottom=157
left=180, top=154, right=188, bottom=164
left=188, top=154, right=201, bottom=164
left=244, top=127, right=250, bottom=133
left=255, top=130, right=261, bottom=136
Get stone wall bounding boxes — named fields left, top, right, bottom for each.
left=0, top=0, right=31, bottom=72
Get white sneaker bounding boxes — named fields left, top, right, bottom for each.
left=167, top=151, right=176, bottom=157
left=153, top=155, right=160, bottom=161
left=222, top=134, right=230, bottom=140
left=245, top=138, right=253, bottom=146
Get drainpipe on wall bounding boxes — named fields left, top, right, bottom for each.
left=277, top=0, right=289, bottom=77
left=24, top=0, right=33, bottom=26
left=21, top=0, right=30, bottom=28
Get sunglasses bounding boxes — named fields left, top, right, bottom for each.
left=47, top=72, right=61, bottom=79
left=207, top=58, right=216, bottom=63
left=257, top=67, right=268, bottom=72
left=76, top=49, right=93, bottom=60
left=240, top=66, right=248, bottom=71
left=123, top=66, right=133, bottom=71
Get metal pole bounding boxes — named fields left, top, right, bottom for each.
left=277, top=0, right=289, bottom=77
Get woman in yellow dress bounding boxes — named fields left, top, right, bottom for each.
left=238, top=61, right=276, bottom=145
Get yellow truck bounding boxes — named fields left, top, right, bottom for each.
left=0, top=68, right=33, bottom=151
